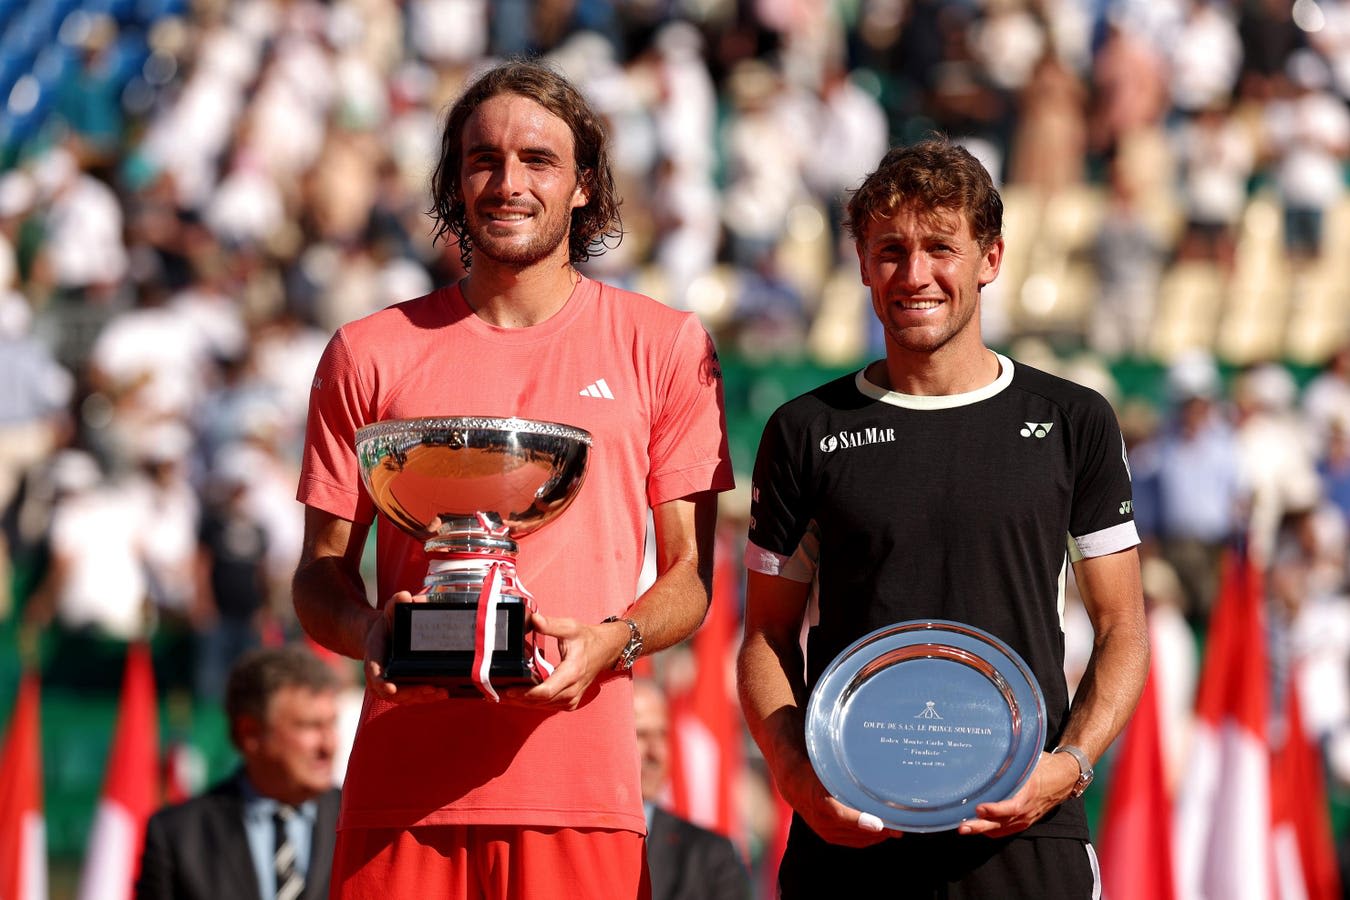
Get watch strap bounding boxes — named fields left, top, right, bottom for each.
left=603, top=616, right=643, bottom=671
left=1052, top=744, right=1094, bottom=797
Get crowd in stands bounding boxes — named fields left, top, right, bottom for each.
left=7, top=0, right=1350, bottom=864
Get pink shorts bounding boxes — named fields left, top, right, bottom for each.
left=330, top=825, right=651, bottom=900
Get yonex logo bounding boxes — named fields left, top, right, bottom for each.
left=1119, top=500, right=1133, bottom=515
left=1020, top=422, right=1053, bottom=438
left=579, top=379, right=614, bottom=399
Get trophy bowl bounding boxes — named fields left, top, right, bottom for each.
left=355, top=416, right=592, bottom=698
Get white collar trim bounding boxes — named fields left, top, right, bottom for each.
left=856, top=353, right=1015, bottom=409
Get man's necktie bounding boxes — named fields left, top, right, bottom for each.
left=273, top=805, right=303, bottom=900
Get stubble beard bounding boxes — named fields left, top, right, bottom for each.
left=468, top=206, right=573, bottom=269
left=878, top=294, right=981, bottom=357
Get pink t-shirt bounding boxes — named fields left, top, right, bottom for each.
left=298, top=277, right=734, bottom=832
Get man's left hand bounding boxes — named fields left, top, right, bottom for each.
left=499, top=612, right=627, bottom=710
left=956, top=751, right=1080, bottom=838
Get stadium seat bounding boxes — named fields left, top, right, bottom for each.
left=1150, top=260, right=1225, bottom=361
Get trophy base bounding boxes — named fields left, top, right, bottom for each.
left=384, top=598, right=539, bottom=693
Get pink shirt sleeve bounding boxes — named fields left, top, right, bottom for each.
left=297, top=328, right=377, bottom=524
left=646, top=314, right=735, bottom=507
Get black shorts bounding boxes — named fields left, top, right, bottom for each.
left=777, top=818, right=1100, bottom=899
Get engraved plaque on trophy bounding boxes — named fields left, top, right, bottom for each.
left=355, top=416, right=591, bottom=699
left=805, top=620, right=1047, bottom=832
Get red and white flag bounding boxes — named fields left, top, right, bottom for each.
left=1271, top=669, right=1341, bottom=900
left=0, top=671, right=46, bottom=900
left=759, top=782, right=793, bottom=900
left=77, top=643, right=160, bottom=900
left=668, top=529, right=744, bottom=845
left=1097, top=656, right=1176, bottom=900
left=1174, top=551, right=1270, bottom=900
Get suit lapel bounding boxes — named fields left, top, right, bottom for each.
left=210, top=779, right=265, bottom=900
left=646, top=808, right=677, bottom=900
left=301, top=788, right=341, bottom=900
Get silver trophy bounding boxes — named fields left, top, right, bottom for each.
left=355, top=416, right=592, bottom=699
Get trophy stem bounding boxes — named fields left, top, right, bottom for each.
left=411, top=523, right=552, bottom=700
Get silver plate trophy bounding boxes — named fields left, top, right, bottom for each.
left=355, top=416, right=592, bottom=700
left=805, top=620, right=1046, bottom=832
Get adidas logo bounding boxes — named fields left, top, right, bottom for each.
left=580, top=378, right=614, bottom=399
left=1020, top=422, right=1053, bottom=438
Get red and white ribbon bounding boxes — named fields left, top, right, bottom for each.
left=471, top=562, right=504, bottom=701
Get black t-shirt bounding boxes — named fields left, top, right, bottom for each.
left=747, top=355, right=1139, bottom=840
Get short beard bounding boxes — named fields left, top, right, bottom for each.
left=467, top=207, right=573, bottom=269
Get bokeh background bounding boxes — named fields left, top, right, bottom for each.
left=5, top=0, right=1350, bottom=896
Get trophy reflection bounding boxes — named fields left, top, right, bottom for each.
left=356, top=416, right=592, bottom=699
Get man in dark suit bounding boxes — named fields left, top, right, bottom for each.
left=137, top=644, right=342, bottom=900
left=635, top=678, right=750, bottom=900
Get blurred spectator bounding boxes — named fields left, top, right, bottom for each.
left=649, top=21, right=718, bottom=182
left=55, top=14, right=135, bottom=162
left=1319, top=412, right=1350, bottom=531
left=1089, top=156, right=1166, bottom=358
left=23, top=448, right=149, bottom=690
left=410, top=0, right=488, bottom=65
left=1088, top=16, right=1170, bottom=161
left=1264, top=49, right=1350, bottom=261
left=1304, top=343, right=1350, bottom=453
left=1133, top=351, right=1247, bottom=625
left=1238, top=0, right=1307, bottom=101
left=1007, top=47, right=1087, bottom=195
left=720, top=60, right=808, bottom=267
left=137, top=644, right=342, bottom=900
left=1168, top=0, right=1243, bottom=116
left=802, top=63, right=890, bottom=246
left=726, top=250, right=808, bottom=361
left=649, top=155, right=721, bottom=312
left=634, top=678, right=750, bottom=900
left=921, top=4, right=1013, bottom=164
left=0, top=294, right=74, bottom=615
left=131, top=420, right=203, bottom=692
left=84, top=280, right=216, bottom=465
left=1231, top=363, right=1322, bottom=565
left=31, top=145, right=129, bottom=302
left=194, top=446, right=272, bottom=703
left=1173, top=103, right=1257, bottom=271
left=1269, top=506, right=1350, bottom=788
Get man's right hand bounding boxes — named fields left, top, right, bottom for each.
left=363, top=590, right=449, bottom=704
left=779, top=759, right=900, bottom=848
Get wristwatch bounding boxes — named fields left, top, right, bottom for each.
left=603, top=616, right=643, bottom=671
left=1053, top=744, right=1094, bottom=798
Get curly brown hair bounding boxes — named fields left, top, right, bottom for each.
left=429, top=58, right=623, bottom=269
left=844, top=138, right=1003, bottom=249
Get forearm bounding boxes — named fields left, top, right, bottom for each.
left=622, top=555, right=710, bottom=657
left=612, top=492, right=719, bottom=663
left=737, top=624, right=811, bottom=785
left=292, top=555, right=379, bottom=660
left=1059, top=614, right=1150, bottom=763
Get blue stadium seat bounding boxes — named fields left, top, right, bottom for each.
left=0, top=45, right=35, bottom=101
left=32, top=42, right=75, bottom=91
left=0, top=0, right=25, bottom=34
left=137, top=0, right=187, bottom=23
